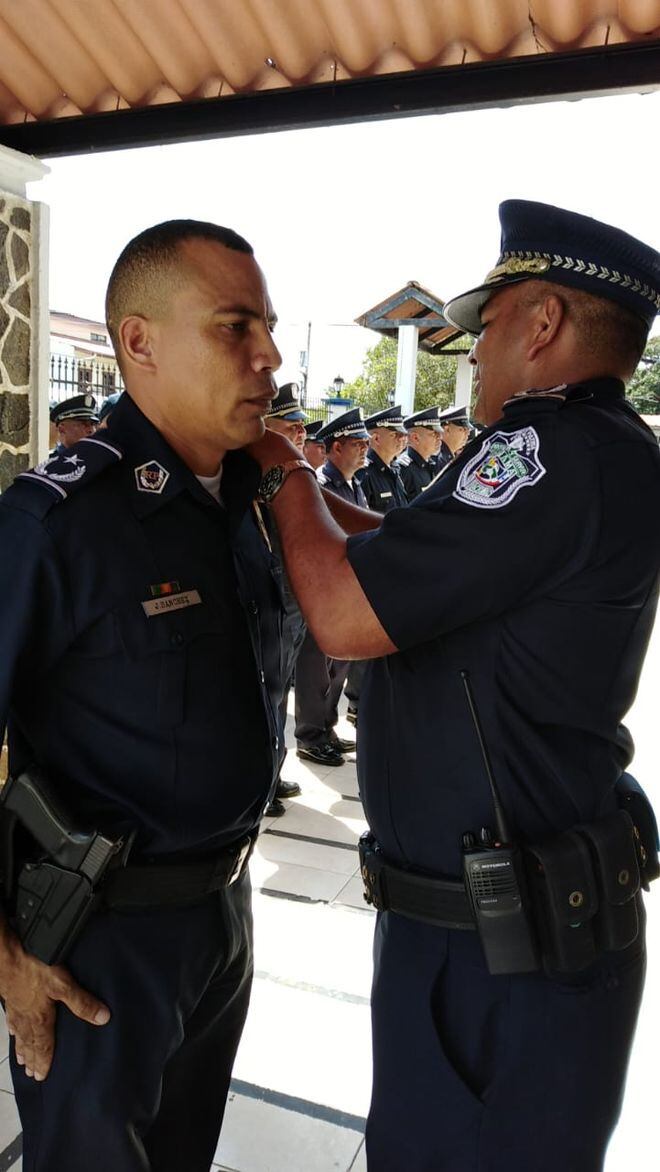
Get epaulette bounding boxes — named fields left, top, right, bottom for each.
left=503, top=384, right=568, bottom=416
left=4, top=435, right=123, bottom=520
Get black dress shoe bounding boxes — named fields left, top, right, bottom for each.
left=265, top=797, right=286, bottom=817
left=296, top=742, right=345, bottom=767
left=346, top=706, right=358, bottom=726
left=329, top=733, right=356, bottom=753
left=276, top=779, right=301, bottom=799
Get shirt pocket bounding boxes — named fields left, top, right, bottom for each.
left=116, top=597, right=233, bottom=728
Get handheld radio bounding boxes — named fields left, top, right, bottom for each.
left=460, top=671, right=539, bottom=975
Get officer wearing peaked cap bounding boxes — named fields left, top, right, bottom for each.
left=303, top=418, right=326, bottom=470
left=359, top=405, right=408, bottom=514
left=262, top=382, right=309, bottom=813
left=399, top=405, right=444, bottom=500
left=246, top=199, right=660, bottom=1171
left=50, top=393, right=99, bottom=452
left=434, top=404, right=472, bottom=472
left=294, top=406, right=367, bottom=767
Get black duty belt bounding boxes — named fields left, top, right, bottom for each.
left=359, top=833, right=475, bottom=931
left=103, top=834, right=255, bottom=910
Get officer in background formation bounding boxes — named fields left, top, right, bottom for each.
left=434, top=404, right=472, bottom=472
left=246, top=199, right=660, bottom=1171
left=293, top=407, right=367, bottom=766
left=302, top=418, right=326, bottom=470
left=398, top=405, right=443, bottom=499
left=97, top=391, right=123, bottom=429
left=262, top=382, right=308, bottom=814
left=358, top=404, right=408, bottom=512
left=49, top=393, right=99, bottom=452
left=346, top=404, right=409, bottom=724
left=0, top=219, right=284, bottom=1171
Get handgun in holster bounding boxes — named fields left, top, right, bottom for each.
left=0, top=766, right=129, bottom=965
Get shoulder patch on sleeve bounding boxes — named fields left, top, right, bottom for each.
left=10, top=436, right=123, bottom=516
left=452, top=427, right=546, bottom=510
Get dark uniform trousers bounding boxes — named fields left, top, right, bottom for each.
left=14, top=873, right=253, bottom=1172
left=294, top=628, right=348, bottom=746
left=367, top=911, right=645, bottom=1172
left=294, top=460, right=366, bottom=746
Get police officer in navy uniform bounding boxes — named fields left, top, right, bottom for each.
left=359, top=405, right=408, bottom=513
left=434, top=404, right=472, bottom=472
left=246, top=200, right=660, bottom=1172
left=0, top=220, right=285, bottom=1171
left=262, top=382, right=309, bottom=814
left=346, top=405, right=408, bottom=723
left=293, top=408, right=367, bottom=765
left=302, top=418, right=326, bottom=470
left=398, top=405, right=444, bottom=500
left=49, top=393, right=99, bottom=452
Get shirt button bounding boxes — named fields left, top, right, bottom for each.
left=171, top=632, right=184, bottom=647
left=260, top=670, right=265, bottom=683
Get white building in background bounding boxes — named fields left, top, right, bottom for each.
left=49, top=310, right=122, bottom=404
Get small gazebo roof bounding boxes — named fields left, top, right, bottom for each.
left=355, top=281, right=469, bottom=353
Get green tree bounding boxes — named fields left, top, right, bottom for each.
left=626, top=336, right=660, bottom=415
left=343, top=337, right=465, bottom=414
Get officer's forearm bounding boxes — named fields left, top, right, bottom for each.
left=269, top=474, right=396, bottom=660
left=320, top=489, right=382, bottom=535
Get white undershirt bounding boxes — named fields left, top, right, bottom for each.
left=196, top=465, right=223, bottom=504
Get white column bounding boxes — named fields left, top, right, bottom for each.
left=395, top=324, right=418, bottom=415
left=454, top=353, right=473, bottom=410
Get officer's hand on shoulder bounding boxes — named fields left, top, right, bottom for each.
left=0, top=919, right=110, bottom=1081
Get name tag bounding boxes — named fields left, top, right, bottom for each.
left=142, top=590, right=202, bottom=616
left=379, top=491, right=393, bottom=498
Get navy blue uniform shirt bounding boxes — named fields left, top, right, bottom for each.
left=358, top=449, right=408, bottom=514
left=398, top=446, right=436, bottom=501
left=317, top=459, right=368, bottom=508
left=0, top=394, right=283, bottom=856
left=347, top=378, right=660, bottom=877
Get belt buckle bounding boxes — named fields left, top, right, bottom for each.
left=358, top=832, right=386, bottom=911
left=228, top=837, right=252, bottom=885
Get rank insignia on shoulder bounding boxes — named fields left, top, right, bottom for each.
left=135, top=460, right=169, bottom=494
left=453, top=427, right=546, bottom=510
left=15, top=436, right=123, bottom=505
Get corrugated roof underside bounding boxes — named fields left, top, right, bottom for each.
left=1, top=0, right=659, bottom=125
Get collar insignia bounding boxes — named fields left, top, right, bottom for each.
left=135, top=460, right=169, bottom=494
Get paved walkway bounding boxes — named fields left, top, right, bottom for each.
left=0, top=623, right=657, bottom=1170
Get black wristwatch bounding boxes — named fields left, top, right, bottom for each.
left=257, top=459, right=316, bottom=504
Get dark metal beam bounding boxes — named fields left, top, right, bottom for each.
left=1, top=40, right=659, bottom=158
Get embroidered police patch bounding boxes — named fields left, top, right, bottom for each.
left=135, top=461, right=169, bottom=494
left=453, top=427, right=546, bottom=509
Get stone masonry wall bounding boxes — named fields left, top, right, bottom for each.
left=0, top=191, right=34, bottom=492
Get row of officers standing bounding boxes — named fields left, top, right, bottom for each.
left=263, top=383, right=472, bottom=814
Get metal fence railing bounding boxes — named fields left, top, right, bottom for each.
left=49, top=354, right=125, bottom=407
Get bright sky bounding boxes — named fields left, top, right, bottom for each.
left=30, top=88, right=660, bottom=397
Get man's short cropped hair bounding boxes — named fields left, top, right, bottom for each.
left=105, top=219, right=254, bottom=359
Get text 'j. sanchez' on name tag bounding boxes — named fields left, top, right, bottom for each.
left=142, top=590, right=202, bottom=617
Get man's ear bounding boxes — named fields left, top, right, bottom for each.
left=527, top=293, right=565, bottom=361
left=118, top=316, right=157, bottom=374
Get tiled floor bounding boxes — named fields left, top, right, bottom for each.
left=0, top=627, right=658, bottom=1171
